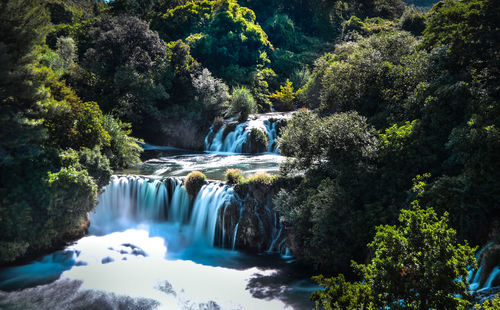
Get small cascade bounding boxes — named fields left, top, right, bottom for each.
left=265, top=120, right=278, bottom=153
left=468, top=242, right=500, bottom=292
left=483, top=267, right=500, bottom=289
left=205, top=113, right=290, bottom=154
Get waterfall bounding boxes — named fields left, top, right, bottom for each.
left=189, top=183, right=236, bottom=247
left=91, top=176, right=239, bottom=249
left=468, top=242, right=500, bottom=291
left=483, top=267, right=500, bottom=289
left=205, top=118, right=280, bottom=154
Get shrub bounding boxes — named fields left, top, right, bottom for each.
left=184, top=171, right=207, bottom=198
left=246, top=172, right=277, bottom=187
left=234, top=172, right=277, bottom=196
left=101, top=114, right=142, bottom=169
left=225, top=168, right=244, bottom=185
left=78, top=147, right=112, bottom=188
left=246, top=128, right=268, bottom=153
left=226, top=86, right=258, bottom=122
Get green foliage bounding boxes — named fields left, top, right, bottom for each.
left=298, top=31, right=426, bottom=127
left=250, top=68, right=277, bottom=112
left=42, top=78, right=111, bottom=150
left=153, top=0, right=273, bottom=85
left=342, top=16, right=397, bottom=40
left=276, top=110, right=378, bottom=272
left=423, top=0, right=499, bottom=74
left=264, top=14, right=298, bottom=50
left=245, top=172, right=276, bottom=186
left=225, top=168, right=244, bottom=185
left=313, top=205, right=476, bottom=309
left=47, top=161, right=98, bottom=218
left=268, top=79, right=295, bottom=112
left=78, top=147, right=112, bottom=188
left=184, top=171, right=207, bottom=198
left=246, top=128, right=268, bottom=153
left=191, top=68, right=230, bottom=119
left=279, top=110, right=378, bottom=176
left=474, top=296, right=500, bottom=310
left=151, top=1, right=215, bottom=42
left=275, top=178, right=363, bottom=272
left=226, top=86, right=257, bottom=122
left=100, top=115, right=143, bottom=169
left=0, top=0, right=140, bottom=264
left=399, top=7, right=426, bottom=36
left=311, top=274, right=374, bottom=310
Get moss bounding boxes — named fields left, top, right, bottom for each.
left=184, top=171, right=207, bottom=198
left=225, top=168, right=244, bottom=185
left=234, top=172, right=278, bottom=196
left=246, top=172, right=277, bottom=186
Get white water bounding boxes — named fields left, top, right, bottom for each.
left=91, top=175, right=239, bottom=249
left=205, top=113, right=291, bottom=154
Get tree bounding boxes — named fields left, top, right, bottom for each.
left=312, top=204, right=477, bottom=309
left=279, top=110, right=378, bottom=177
left=268, top=79, right=295, bottom=111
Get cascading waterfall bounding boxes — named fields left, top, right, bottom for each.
left=91, top=175, right=241, bottom=250
left=205, top=119, right=279, bottom=153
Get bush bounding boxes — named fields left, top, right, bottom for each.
left=101, top=114, right=142, bottom=169
left=246, top=128, right=268, bottom=153
left=246, top=172, right=277, bottom=187
left=226, top=86, right=258, bottom=122
left=225, top=168, right=244, bottom=185
left=184, top=171, right=207, bottom=198
left=234, top=172, right=277, bottom=196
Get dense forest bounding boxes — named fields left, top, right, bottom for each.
left=1, top=0, right=499, bottom=308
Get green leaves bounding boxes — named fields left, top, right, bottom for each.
left=313, top=205, right=477, bottom=309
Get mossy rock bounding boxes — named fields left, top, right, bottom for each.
left=222, top=122, right=238, bottom=141
left=184, top=171, right=207, bottom=199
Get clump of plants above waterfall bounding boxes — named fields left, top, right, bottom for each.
left=184, top=171, right=207, bottom=198
left=225, top=169, right=244, bottom=185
